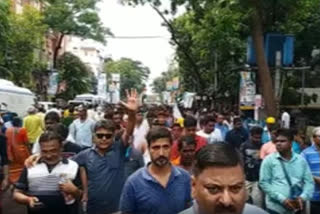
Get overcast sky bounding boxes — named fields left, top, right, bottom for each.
left=98, top=0, right=175, bottom=89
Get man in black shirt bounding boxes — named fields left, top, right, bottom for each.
left=226, top=117, right=249, bottom=149
left=240, top=126, right=264, bottom=208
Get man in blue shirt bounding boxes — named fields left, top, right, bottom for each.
left=73, top=89, right=139, bottom=214
left=119, top=127, right=192, bottom=214
left=259, top=128, right=314, bottom=214
left=301, top=127, right=320, bottom=213
left=215, top=114, right=229, bottom=140
left=69, top=105, right=95, bottom=149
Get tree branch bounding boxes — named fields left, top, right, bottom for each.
left=150, top=5, right=206, bottom=90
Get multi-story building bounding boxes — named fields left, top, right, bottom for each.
left=64, top=36, right=106, bottom=77
left=11, top=0, right=41, bottom=14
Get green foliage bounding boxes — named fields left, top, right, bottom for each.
left=152, top=64, right=179, bottom=93
left=56, top=52, right=92, bottom=100
left=0, top=0, right=10, bottom=74
left=43, top=0, right=110, bottom=43
left=104, top=58, right=150, bottom=98
left=127, top=0, right=319, bottom=107
left=0, top=5, right=47, bottom=86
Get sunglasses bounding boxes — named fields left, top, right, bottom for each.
left=95, top=133, right=113, bottom=139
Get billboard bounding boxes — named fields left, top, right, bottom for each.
left=97, top=73, right=107, bottom=97
left=48, top=72, right=58, bottom=95
left=239, top=72, right=256, bottom=107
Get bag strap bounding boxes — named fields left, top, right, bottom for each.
left=279, top=159, right=293, bottom=187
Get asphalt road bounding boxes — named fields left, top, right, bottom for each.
left=2, top=190, right=27, bottom=214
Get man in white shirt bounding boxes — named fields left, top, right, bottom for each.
left=197, top=116, right=222, bottom=143
left=132, top=108, right=150, bottom=164
left=281, top=110, right=290, bottom=129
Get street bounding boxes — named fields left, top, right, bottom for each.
left=2, top=190, right=26, bottom=214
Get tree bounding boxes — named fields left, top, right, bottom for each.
left=126, top=0, right=318, bottom=116
left=1, top=5, right=47, bottom=86
left=56, top=52, right=92, bottom=100
left=152, top=66, right=178, bottom=94
left=0, top=0, right=10, bottom=74
left=104, top=58, right=150, bottom=98
left=43, top=0, right=111, bottom=68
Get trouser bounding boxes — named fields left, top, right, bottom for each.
left=310, top=201, right=320, bottom=214
left=245, top=180, right=264, bottom=208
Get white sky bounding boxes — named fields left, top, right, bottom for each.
left=98, top=0, right=175, bottom=90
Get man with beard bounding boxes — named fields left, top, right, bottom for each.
left=119, top=127, right=192, bottom=214
left=179, top=144, right=267, bottom=214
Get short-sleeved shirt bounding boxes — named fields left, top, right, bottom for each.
left=14, top=159, right=80, bottom=214
left=301, top=144, right=320, bottom=201
left=120, top=165, right=192, bottom=214
left=72, top=140, right=127, bottom=214
left=240, top=140, right=262, bottom=182
left=23, top=114, right=43, bottom=143
left=260, top=141, right=277, bottom=159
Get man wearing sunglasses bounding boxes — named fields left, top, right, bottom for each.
left=73, top=89, right=138, bottom=214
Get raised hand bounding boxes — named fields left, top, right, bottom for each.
left=120, top=88, right=139, bottom=113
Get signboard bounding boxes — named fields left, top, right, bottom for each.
left=112, top=73, right=120, bottom=82
left=48, top=72, right=58, bottom=95
left=97, top=73, right=107, bottom=97
left=166, top=81, right=173, bottom=91
left=239, top=71, right=256, bottom=107
left=172, top=77, right=179, bottom=90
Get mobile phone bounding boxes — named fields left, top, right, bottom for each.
left=32, top=201, right=45, bottom=210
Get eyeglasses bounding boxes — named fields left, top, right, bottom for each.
left=95, top=133, right=113, bottom=139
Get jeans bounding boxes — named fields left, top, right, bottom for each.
left=245, top=180, right=264, bottom=208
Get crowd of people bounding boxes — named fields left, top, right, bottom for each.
left=0, top=89, right=319, bottom=214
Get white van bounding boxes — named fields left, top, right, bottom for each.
left=0, top=79, right=36, bottom=116
left=38, top=101, right=56, bottom=112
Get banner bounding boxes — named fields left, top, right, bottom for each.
left=97, top=73, right=107, bottom=97
left=48, top=72, right=58, bottom=95
left=166, top=81, right=173, bottom=91
left=172, top=77, right=179, bottom=90
left=112, top=73, right=120, bottom=82
left=239, top=72, right=256, bottom=107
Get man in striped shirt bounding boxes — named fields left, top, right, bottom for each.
left=13, top=131, right=82, bottom=214
left=301, top=127, right=320, bottom=213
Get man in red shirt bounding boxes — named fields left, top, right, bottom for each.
left=171, top=116, right=207, bottom=161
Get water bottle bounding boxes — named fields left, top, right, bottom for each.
left=59, top=173, right=75, bottom=205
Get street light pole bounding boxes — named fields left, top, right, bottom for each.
left=301, top=69, right=305, bottom=105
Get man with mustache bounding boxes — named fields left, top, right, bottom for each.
left=119, top=127, right=192, bottom=214
left=179, top=144, right=267, bottom=214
